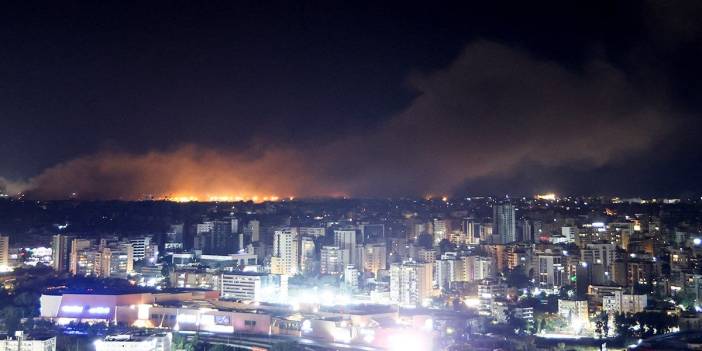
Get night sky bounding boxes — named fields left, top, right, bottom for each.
left=1, top=1, right=702, bottom=199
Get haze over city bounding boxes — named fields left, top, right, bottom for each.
left=3, top=2, right=702, bottom=351
left=2, top=1, right=702, bottom=200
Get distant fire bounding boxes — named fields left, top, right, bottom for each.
left=164, top=194, right=282, bottom=203
left=535, top=193, right=557, bottom=201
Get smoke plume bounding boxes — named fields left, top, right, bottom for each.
left=11, top=41, right=673, bottom=199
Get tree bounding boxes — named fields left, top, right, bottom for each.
left=438, top=239, right=455, bottom=253
left=594, top=315, right=605, bottom=339
left=614, top=311, right=677, bottom=339
left=507, top=314, right=528, bottom=335
left=602, top=312, right=610, bottom=338
left=416, top=234, right=433, bottom=249
left=505, top=266, right=530, bottom=289
left=1, top=306, right=23, bottom=335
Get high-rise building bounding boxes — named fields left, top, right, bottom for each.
left=360, top=224, right=385, bottom=243
left=462, top=219, right=481, bottom=245
left=52, top=234, right=74, bottom=272
left=0, top=235, right=9, bottom=270
left=109, top=242, right=134, bottom=278
left=432, top=219, right=450, bottom=243
left=130, top=236, right=152, bottom=261
left=533, top=249, right=566, bottom=289
left=245, top=220, right=261, bottom=242
left=298, top=227, right=325, bottom=238
left=299, top=236, right=316, bottom=274
left=462, top=255, right=492, bottom=281
left=69, top=239, right=92, bottom=275
left=320, top=246, right=344, bottom=275
left=389, top=261, right=433, bottom=306
left=344, top=265, right=359, bottom=290
left=230, top=218, right=239, bottom=234
left=334, top=229, right=357, bottom=267
left=166, top=224, right=184, bottom=250
left=561, top=226, right=578, bottom=243
left=194, top=221, right=236, bottom=254
left=271, top=228, right=299, bottom=276
left=493, top=204, right=516, bottom=244
left=480, top=223, right=493, bottom=242
left=436, top=252, right=464, bottom=290
left=361, top=242, right=387, bottom=276
left=520, top=219, right=534, bottom=242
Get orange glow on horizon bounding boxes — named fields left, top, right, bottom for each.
left=164, top=193, right=285, bottom=203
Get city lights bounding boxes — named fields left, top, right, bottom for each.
left=88, top=307, right=110, bottom=314
left=61, top=306, right=84, bottom=313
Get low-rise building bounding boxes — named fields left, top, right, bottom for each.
left=220, top=271, right=287, bottom=302
left=94, top=333, right=171, bottom=351
left=0, top=333, right=55, bottom=351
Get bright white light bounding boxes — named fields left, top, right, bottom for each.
left=388, top=331, right=426, bottom=351
left=301, top=320, right=313, bottom=333
left=88, top=307, right=110, bottom=314
left=332, top=328, right=351, bottom=343
left=360, top=328, right=375, bottom=343
left=61, top=305, right=84, bottom=313
left=464, top=298, right=480, bottom=308
left=580, top=262, right=588, bottom=268
left=176, top=314, right=197, bottom=324
left=137, top=304, right=150, bottom=320
left=694, top=238, right=702, bottom=246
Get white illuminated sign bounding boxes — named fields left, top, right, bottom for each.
left=61, top=305, right=84, bottom=313
left=88, top=307, right=111, bottom=314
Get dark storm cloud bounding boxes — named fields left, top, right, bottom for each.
left=5, top=41, right=674, bottom=199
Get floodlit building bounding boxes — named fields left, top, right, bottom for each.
left=299, top=236, right=316, bottom=274
left=462, top=255, right=492, bottom=282
left=558, top=299, right=589, bottom=327
left=271, top=228, right=299, bottom=276
left=52, top=234, right=74, bottom=272
left=245, top=220, right=261, bottom=242
left=0, top=333, right=56, bottom=351
left=0, top=235, right=10, bottom=271
left=220, top=271, right=287, bottom=302
left=603, top=291, right=647, bottom=314
left=39, top=290, right=219, bottom=324
left=94, top=333, right=171, bottom=351
left=432, top=219, right=450, bottom=243
left=320, top=246, right=344, bottom=275
left=344, top=265, right=359, bottom=290
left=360, top=242, right=387, bottom=276
left=130, top=236, right=153, bottom=261
left=298, top=227, right=325, bottom=238
left=334, top=229, right=358, bottom=267
left=389, top=261, right=433, bottom=306
left=69, top=239, right=92, bottom=275
left=493, top=204, right=516, bottom=244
